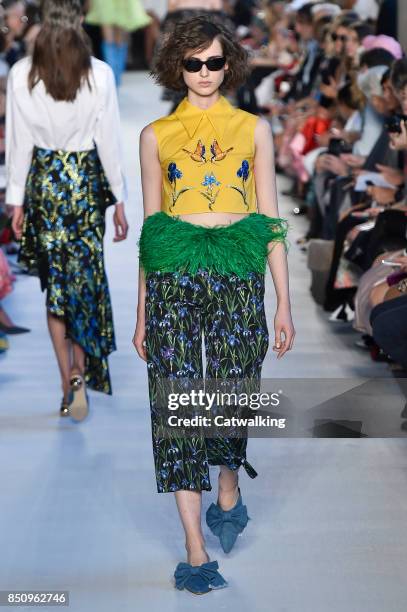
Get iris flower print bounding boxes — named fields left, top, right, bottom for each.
left=160, top=346, right=175, bottom=360
left=167, top=162, right=192, bottom=211
left=199, top=172, right=221, bottom=210
left=237, top=159, right=250, bottom=181
left=168, top=162, right=182, bottom=182
left=227, top=159, right=250, bottom=209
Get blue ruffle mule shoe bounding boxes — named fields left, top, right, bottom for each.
left=206, top=487, right=250, bottom=553
left=174, top=560, right=228, bottom=595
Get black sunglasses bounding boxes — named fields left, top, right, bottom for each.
left=182, top=56, right=226, bottom=72
left=331, top=33, right=347, bottom=43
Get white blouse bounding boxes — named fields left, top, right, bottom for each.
left=6, top=56, right=127, bottom=206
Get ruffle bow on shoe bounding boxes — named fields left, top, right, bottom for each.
left=206, top=487, right=250, bottom=553
left=174, top=560, right=228, bottom=594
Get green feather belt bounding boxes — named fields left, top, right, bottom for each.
left=137, top=211, right=291, bottom=278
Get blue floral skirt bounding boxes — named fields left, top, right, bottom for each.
left=18, top=146, right=117, bottom=394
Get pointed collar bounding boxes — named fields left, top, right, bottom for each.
left=174, top=95, right=237, bottom=140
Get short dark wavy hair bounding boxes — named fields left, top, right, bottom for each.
left=150, top=15, right=250, bottom=92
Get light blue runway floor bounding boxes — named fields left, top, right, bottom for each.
left=1, top=73, right=407, bottom=612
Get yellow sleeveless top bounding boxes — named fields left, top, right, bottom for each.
left=151, top=95, right=259, bottom=215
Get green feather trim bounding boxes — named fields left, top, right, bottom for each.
left=137, top=211, right=291, bottom=278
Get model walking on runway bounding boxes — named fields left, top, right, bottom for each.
left=133, top=16, right=294, bottom=594
left=7, top=0, right=128, bottom=421
left=85, top=0, right=152, bottom=86
left=157, top=0, right=234, bottom=111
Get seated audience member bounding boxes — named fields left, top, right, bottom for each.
left=284, top=2, right=323, bottom=102
left=370, top=293, right=407, bottom=370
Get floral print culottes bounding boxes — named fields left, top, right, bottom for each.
left=145, top=267, right=270, bottom=493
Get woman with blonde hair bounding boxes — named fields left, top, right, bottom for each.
left=7, top=0, right=128, bottom=420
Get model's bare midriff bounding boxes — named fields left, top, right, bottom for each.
left=176, top=212, right=250, bottom=227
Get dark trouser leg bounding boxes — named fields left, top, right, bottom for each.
left=322, top=176, right=351, bottom=241
left=203, top=271, right=269, bottom=479
left=145, top=270, right=212, bottom=493
left=307, top=181, right=323, bottom=239
left=324, top=215, right=367, bottom=310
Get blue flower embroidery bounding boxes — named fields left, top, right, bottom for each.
left=237, top=160, right=250, bottom=181
left=199, top=171, right=221, bottom=210
left=227, top=160, right=251, bottom=210
left=167, top=162, right=182, bottom=183
left=202, top=173, right=221, bottom=187
left=166, top=162, right=192, bottom=211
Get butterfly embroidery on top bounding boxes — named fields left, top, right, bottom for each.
left=182, top=139, right=234, bottom=164
left=168, top=140, right=242, bottom=211
left=210, top=140, right=234, bottom=163
left=182, top=139, right=206, bottom=163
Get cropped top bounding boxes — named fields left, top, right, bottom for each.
left=151, top=95, right=259, bottom=215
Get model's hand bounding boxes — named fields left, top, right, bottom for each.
left=11, top=206, right=24, bottom=240
left=273, top=305, right=295, bottom=359
left=133, top=319, right=147, bottom=361
left=113, top=203, right=129, bottom=242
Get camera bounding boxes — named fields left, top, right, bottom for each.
left=385, top=114, right=407, bottom=134
left=328, top=138, right=353, bottom=156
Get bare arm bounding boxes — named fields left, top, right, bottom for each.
left=139, top=124, right=163, bottom=220
left=254, top=117, right=295, bottom=357
left=254, top=117, right=290, bottom=307
left=133, top=124, right=162, bottom=361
